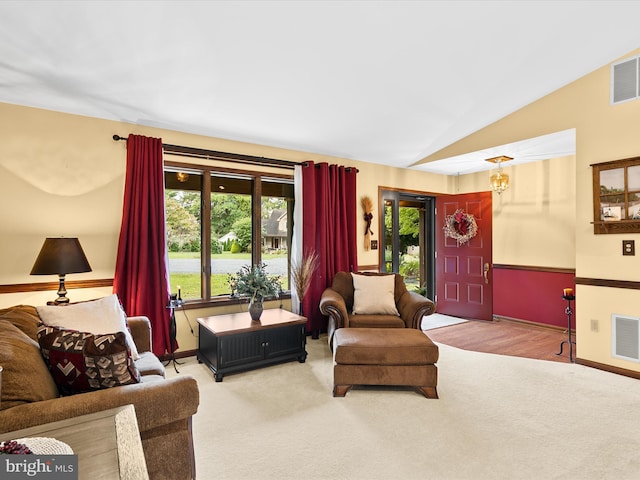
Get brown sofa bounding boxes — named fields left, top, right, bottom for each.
left=319, top=271, right=436, bottom=347
left=0, top=305, right=199, bottom=480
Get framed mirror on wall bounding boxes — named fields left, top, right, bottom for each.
left=592, top=156, right=640, bottom=234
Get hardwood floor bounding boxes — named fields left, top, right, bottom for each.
left=426, top=318, right=575, bottom=363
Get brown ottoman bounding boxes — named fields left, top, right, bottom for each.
left=332, top=328, right=439, bottom=398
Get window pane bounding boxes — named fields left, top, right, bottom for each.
left=600, top=168, right=624, bottom=194
left=601, top=200, right=625, bottom=221
left=165, top=171, right=202, bottom=300
left=629, top=164, right=640, bottom=218
left=210, top=179, right=252, bottom=296
left=628, top=190, right=640, bottom=219
left=628, top=165, right=640, bottom=191
left=399, top=205, right=420, bottom=290
left=383, top=200, right=394, bottom=272
left=261, top=195, right=290, bottom=291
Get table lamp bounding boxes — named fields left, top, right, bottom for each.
left=30, top=237, right=92, bottom=304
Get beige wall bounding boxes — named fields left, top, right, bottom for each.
left=457, top=156, right=576, bottom=269
left=574, top=52, right=640, bottom=372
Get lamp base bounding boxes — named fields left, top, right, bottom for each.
left=55, top=274, right=70, bottom=304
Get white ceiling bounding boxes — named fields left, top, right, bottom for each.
left=0, top=1, right=638, bottom=174
left=411, top=128, right=577, bottom=175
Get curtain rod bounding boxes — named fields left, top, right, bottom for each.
left=301, top=161, right=358, bottom=172
left=113, top=134, right=297, bottom=170
left=113, top=134, right=357, bottom=172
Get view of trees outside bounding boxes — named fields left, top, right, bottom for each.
left=384, top=204, right=421, bottom=289
left=260, top=195, right=289, bottom=292
left=384, top=202, right=393, bottom=273
left=166, top=189, right=202, bottom=298
left=165, top=189, right=289, bottom=299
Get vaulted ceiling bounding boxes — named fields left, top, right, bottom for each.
left=1, top=1, right=638, bottom=174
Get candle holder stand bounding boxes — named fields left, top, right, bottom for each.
left=165, top=296, right=184, bottom=373
left=556, top=294, right=576, bottom=363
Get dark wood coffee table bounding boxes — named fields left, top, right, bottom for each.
left=197, top=308, right=307, bottom=381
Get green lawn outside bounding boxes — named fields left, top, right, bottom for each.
left=170, top=273, right=289, bottom=299
left=168, top=251, right=289, bottom=299
left=169, top=273, right=230, bottom=298
left=168, top=252, right=287, bottom=260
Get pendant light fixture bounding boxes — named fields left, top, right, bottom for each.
left=486, top=155, right=513, bottom=194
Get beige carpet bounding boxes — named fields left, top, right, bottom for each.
left=169, top=336, right=640, bottom=480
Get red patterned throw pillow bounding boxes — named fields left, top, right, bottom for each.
left=37, top=324, right=141, bottom=395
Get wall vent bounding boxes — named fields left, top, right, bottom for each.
left=611, top=55, right=640, bottom=104
left=612, top=314, right=640, bottom=362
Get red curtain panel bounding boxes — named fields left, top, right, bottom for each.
left=301, top=161, right=358, bottom=337
left=113, top=134, right=172, bottom=356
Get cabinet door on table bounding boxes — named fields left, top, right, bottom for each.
left=262, top=326, right=305, bottom=359
left=220, top=333, right=264, bottom=367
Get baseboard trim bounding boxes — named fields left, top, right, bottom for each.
left=160, top=349, right=197, bottom=362
left=492, top=315, right=566, bottom=332
left=496, top=315, right=640, bottom=379
left=575, top=358, right=640, bottom=380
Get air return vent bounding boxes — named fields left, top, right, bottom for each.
left=612, top=314, right=640, bottom=362
left=611, top=55, right=640, bottom=104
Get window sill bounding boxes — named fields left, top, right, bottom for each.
left=177, top=292, right=291, bottom=310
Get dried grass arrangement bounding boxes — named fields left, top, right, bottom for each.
left=291, top=250, right=319, bottom=312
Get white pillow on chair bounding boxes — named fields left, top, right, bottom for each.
left=36, top=294, right=140, bottom=360
left=351, top=273, right=400, bottom=316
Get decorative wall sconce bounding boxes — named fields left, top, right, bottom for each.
left=361, top=196, right=373, bottom=250
left=486, top=155, right=513, bottom=194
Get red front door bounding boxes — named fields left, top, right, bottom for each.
left=435, top=192, right=493, bottom=320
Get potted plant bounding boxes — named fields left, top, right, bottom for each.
left=228, top=263, right=281, bottom=321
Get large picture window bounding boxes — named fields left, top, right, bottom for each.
left=165, top=162, right=293, bottom=304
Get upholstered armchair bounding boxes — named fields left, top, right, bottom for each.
left=319, top=271, right=436, bottom=347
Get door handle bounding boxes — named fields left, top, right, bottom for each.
left=484, top=263, right=490, bottom=284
